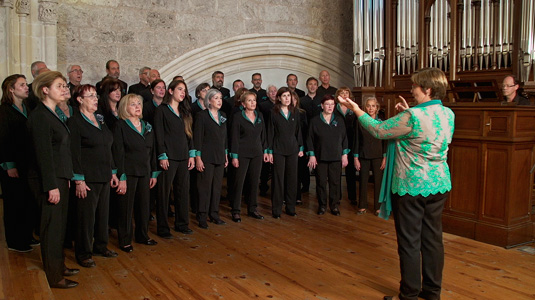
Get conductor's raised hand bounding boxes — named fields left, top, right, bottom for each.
left=395, top=95, right=410, bottom=112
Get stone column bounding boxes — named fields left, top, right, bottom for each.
left=0, top=0, right=14, bottom=78
left=38, top=0, right=57, bottom=70
left=17, top=0, right=30, bottom=74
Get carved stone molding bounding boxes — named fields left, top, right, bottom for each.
left=38, top=0, right=58, bottom=25
left=1, top=0, right=15, bottom=8
left=16, top=0, right=29, bottom=15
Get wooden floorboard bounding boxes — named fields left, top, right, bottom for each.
left=1, top=181, right=535, bottom=299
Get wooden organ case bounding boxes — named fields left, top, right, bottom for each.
left=352, top=0, right=535, bottom=247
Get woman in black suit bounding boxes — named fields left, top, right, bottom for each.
left=306, top=95, right=349, bottom=216
left=97, top=78, right=122, bottom=130
left=354, top=97, right=386, bottom=215
left=194, top=88, right=228, bottom=229
left=154, top=80, right=195, bottom=237
left=291, top=91, right=309, bottom=205
left=228, top=91, right=268, bottom=222
left=267, top=87, right=304, bottom=218
left=112, top=94, right=159, bottom=253
left=26, top=71, right=78, bottom=289
left=68, top=84, right=119, bottom=268
left=0, top=74, right=36, bottom=253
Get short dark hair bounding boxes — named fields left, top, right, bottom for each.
left=286, top=73, right=297, bottom=81
left=306, top=77, right=318, bottom=85
left=105, top=60, right=119, bottom=70
left=252, top=73, right=261, bottom=78
left=212, top=71, right=224, bottom=79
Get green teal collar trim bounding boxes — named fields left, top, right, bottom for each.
left=12, top=103, right=28, bottom=118
left=196, top=100, right=204, bottom=110
left=167, top=104, right=180, bottom=118
left=415, top=99, right=443, bottom=108
left=336, top=103, right=351, bottom=116
left=280, top=110, right=290, bottom=120
left=81, top=112, right=101, bottom=130
left=125, top=119, right=146, bottom=136
left=320, top=113, right=335, bottom=125
left=208, top=110, right=225, bottom=126
left=241, top=110, right=258, bottom=124
left=153, top=99, right=160, bottom=107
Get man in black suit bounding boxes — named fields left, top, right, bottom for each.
left=128, top=67, right=152, bottom=102
left=25, top=61, right=50, bottom=112
left=67, top=64, right=83, bottom=98
left=95, top=60, right=128, bottom=96
left=211, top=71, right=230, bottom=101
left=316, top=70, right=337, bottom=100
left=249, top=73, right=268, bottom=102
left=286, top=74, right=305, bottom=98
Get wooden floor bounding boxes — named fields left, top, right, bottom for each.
left=1, top=181, right=535, bottom=300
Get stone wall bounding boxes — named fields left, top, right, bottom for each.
left=56, top=0, right=353, bottom=87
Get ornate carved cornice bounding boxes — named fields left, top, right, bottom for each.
left=38, top=0, right=58, bottom=25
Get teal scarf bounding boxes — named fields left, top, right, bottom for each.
left=378, top=140, right=396, bottom=220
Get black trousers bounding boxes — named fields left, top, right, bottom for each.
left=358, top=157, right=383, bottom=211
left=392, top=192, right=449, bottom=300
left=230, top=155, right=262, bottom=214
left=29, top=177, right=70, bottom=285
left=271, top=153, right=298, bottom=216
left=0, top=171, right=35, bottom=249
left=157, top=159, right=190, bottom=234
left=315, top=161, right=341, bottom=210
left=189, top=169, right=199, bottom=213
left=117, top=175, right=150, bottom=247
left=297, top=155, right=310, bottom=199
left=344, top=161, right=357, bottom=201
left=259, top=161, right=272, bottom=194
left=75, top=181, right=110, bottom=261
left=196, top=163, right=224, bottom=223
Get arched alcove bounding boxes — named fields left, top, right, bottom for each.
left=159, top=33, right=354, bottom=94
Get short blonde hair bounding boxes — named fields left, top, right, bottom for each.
left=118, top=94, right=143, bottom=120
left=364, top=97, right=380, bottom=110
left=32, top=71, right=66, bottom=101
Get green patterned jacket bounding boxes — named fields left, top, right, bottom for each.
left=359, top=100, right=455, bottom=197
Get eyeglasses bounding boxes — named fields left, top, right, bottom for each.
left=82, top=94, right=99, bottom=99
left=502, top=84, right=517, bottom=88
left=69, top=69, right=83, bottom=74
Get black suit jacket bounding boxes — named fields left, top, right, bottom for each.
left=67, top=111, right=114, bottom=183
left=354, top=118, right=386, bottom=159
left=27, top=103, right=73, bottom=192
left=112, top=119, right=156, bottom=178
left=194, top=110, right=227, bottom=165
left=154, top=105, right=193, bottom=161
left=267, top=109, right=302, bottom=156
left=0, top=103, right=30, bottom=173
left=229, top=110, right=266, bottom=159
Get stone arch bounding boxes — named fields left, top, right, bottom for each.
left=159, top=33, right=354, bottom=92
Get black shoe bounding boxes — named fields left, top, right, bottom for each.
left=175, top=227, right=193, bottom=234
left=149, top=214, right=155, bottom=221
left=272, top=214, right=280, bottom=219
left=77, top=258, right=96, bottom=268
left=317, top=207, right=326, bottom=215
left=93, top=249, right=118, bottom=258
left=248, top=211, right=264, bottom=220
left=119, top=245, right=133, bottom=253
left=50, top=278, right=78, bottom=289
left=231, top=213, right=241, bottom=223
left=63, top=267, right=80, bottom=276
left=331, top=209, right=340, bottom=216
left=296, top=199, right=303, bottom=205
left=30, top=238, right=40, bottom=246
left=168, top=211, right=175, bottom=217
left=8, top=245, right=33, bottom=253
left=198, top=222, right=208, bottom=229
left=350, top=200, right=358, bottom=205
left=285, top=211, right=297, bottom=217
left=157, top=232, right=173, bottom=239
left=210, top=218, right=226, bottom=225
left=136, top=239, right=157, bottom=246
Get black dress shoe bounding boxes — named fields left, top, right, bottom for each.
left=149, top=214, right=155, bottom=221
left=137, top=239, right=158, bottom=246
left=50, top=278, right=78, bottom=289
left=331, top=209, right=340, bottom=216
left=168, top=211, right=175, bottom=217
left=231, top=213, right=242, bottom=223
left=198, top=222, right=208, bottom=229
left=209, top=218, right=226, bottom=225
left=272, top=214, right=280, bottom=219
left=248, top=211, right=264, bottom=220
left=317, top=207, right=326, bottom=215
left=30, top=238, right=40, bottom=246
left=93, top=249, right=118, bottom=257
left=285, top=211, right=297, bottom=217
left=175, top=226, right=194, bottom=234
left=157, top=232, right=173, bottom=239
left=63, top=267, right=80, bottom=276
left=296, top=199, right=303, bottom=205
left=77, top=258, right=96, bottom=268
left=119, top=245, right=133, bottom=253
